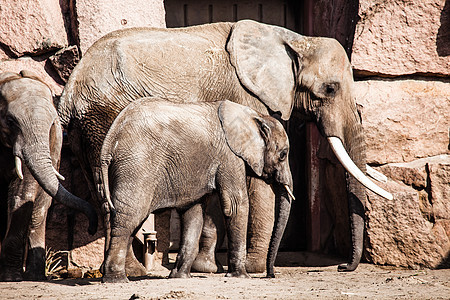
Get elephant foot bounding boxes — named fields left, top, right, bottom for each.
left=169, top=269, right=191, bottom=279
left=337, top=262, right=358, bottom=272
left=245, top=255, right=265, bottom=273
left=0, top=265, right=23, bottom=282
left=125, top=258, right=148, bottom=277
left=191, top=254, right=223, bottom=273
left=225, top=270, right=250, bottom=278
left=102, top=273, right=129, bottom=283
left=23, top=270, right=46, bottom=281
left=0, top=273, right=23, bottom=282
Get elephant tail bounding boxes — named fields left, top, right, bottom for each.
left=99, top=157, right=116, bottom=216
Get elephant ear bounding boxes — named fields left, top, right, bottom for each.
left=218, top=100, right=268, bottom=177
left=227, top=20, right=297, bottom=121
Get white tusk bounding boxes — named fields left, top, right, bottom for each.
left=327, top=137, right=393, bottom=200
left=366, top=164, right=387, bottom=183
left=52, top=166, right=65, bottom=181
left=15, top=156, right=24, bottom=180
left=284, top=184, right=296, bottom=201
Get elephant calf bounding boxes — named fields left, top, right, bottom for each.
left=99, top=98, right=294, bottom=283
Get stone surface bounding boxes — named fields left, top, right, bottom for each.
left=355, top=79, right=450, bottom=164
left=0, top=0, right=68, bottom=57
left=0, top=56, right=64, bottom=94
left=428, top=161, right=450, bottom=220
left=72, top=0, right=166, bottom=55
left=365, top=179, right=450, bottom=269
left=379, top=154, right=450, bottom=220
left=352, top=0, right=450, bottom=76
left=0, top=46, right=9, bottom=61
left=380, top=155, right=449, bottom=189
left=48, top=46, right=80, bottom=83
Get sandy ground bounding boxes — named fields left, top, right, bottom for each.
left=1, top=254, right=449, bottom=300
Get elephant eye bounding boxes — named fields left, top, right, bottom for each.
left=6, top=115, right=16, bottom=127
left=279, top=149, right=288, bottom=161
left=323, top=82, right=339, bottom=97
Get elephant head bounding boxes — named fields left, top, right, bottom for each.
left=218, top=100, right=293, bottom=277
left=227, top=20, right=392, bottom=271
left=0, top=71, right=97, bottom=234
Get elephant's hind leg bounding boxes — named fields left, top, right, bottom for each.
left=102, top=233, right=130, bottom=283
left=125, top=238, right=147, bottom=277
left=169, top=203, right=204, bottom=278
left=192, top=194, right=225, bottom=273
left=102, top=211, right=138, bottom=283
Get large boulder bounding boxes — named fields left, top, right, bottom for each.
left=71, top=0, right=166, bottom=55
left=355, top=79, right=450, bottom=165
left=0, top=0, right=68, bottom=57
left=366, top=155, right=450, bottom=268
left=48, top=46, right=81, bottom=83
left=352, top=0, right=450, bottom=76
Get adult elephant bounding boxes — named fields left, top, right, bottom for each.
left=58, top=20, right=391, bottom=275
left=0, top=71, right=97, bottom=281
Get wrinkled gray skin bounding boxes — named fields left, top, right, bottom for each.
left=0, top=71, right=97, bottom=282
left=58, top=20, right=366, bottom=275
left=99, top=99, right=293, bottom=283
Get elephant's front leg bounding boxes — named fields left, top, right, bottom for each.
left=246, top=177, right=275, bottom=273
left=0, top=179, right=36, bottom=281
left=24, top=192, right=52, bottom=280
left=169, top=202, right=204, bottom=278
left=223, top=192, right=250, bottom=278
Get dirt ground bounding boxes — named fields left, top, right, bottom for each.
left=1, top=253, right=449, bottom=300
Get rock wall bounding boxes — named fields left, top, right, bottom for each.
left=316, top=0, right=449, bottom=269
left=0, top=0, right=165, bottom=90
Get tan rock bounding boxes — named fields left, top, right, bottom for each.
left=72, top=0, right=166, bottom=55
left=428, top=161, right=450, bottom=220
left=49, top=46, right=80, bottom=83
left=379, top=155, right=450, bottom=189
left=0, top=46, right=9, bottom=61
left=378, top=155, right=450, bottom=220
left=352, top=0, right=450, bottom=76
left=0, top=0, right=68, bottom=56
left=355, top=79, right=450, bottom=164
left=365, top=179, right=449, bottom=269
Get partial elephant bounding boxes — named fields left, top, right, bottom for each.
left=98, top=98, right=293, bottom=282
left=0, top=71, right=97, bottom=281
left=58, top=20, right=391, bottom=274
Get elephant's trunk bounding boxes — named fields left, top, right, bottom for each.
left=333, top=122, right=367, bottom=272
left=266, top=182, right=292, bottom=278
left=20, top=142, right=97, bottom=235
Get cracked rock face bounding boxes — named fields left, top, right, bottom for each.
left=352, top=0, right=450, bottom=76
left=364, top=156, right=450, bottom=269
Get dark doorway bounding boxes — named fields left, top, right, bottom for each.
left=165, top=0, right=303, bottom=32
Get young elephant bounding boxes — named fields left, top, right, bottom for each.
left=99, top=98, right=293, bottom=283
